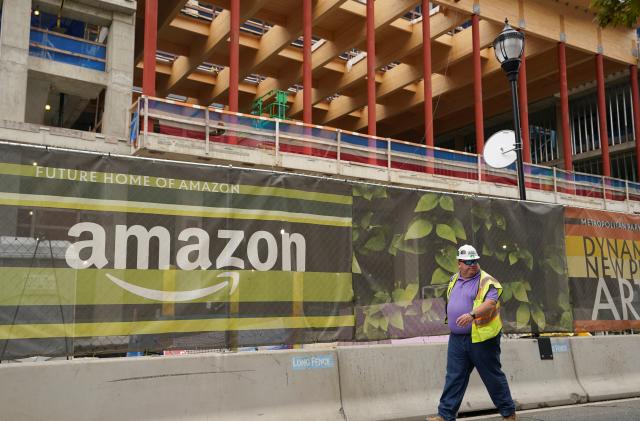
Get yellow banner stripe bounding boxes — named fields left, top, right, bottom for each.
left=0, top=316, right=355, bottom=339
left=0, top=163, right=352, bottom=205
left=0, top=192, right=351, bottom=227
left=565, top=236, right=588, bottom=257
left=0, top=268, right=353, bottom=305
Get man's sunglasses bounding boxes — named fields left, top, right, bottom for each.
left=459, top=260, right=478, bottom=266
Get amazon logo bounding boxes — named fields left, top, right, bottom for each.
left=105, top=271, right=239, bottom=302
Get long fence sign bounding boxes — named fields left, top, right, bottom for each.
left=565, top=207, right=640, bottom=331
left=0, top=143, right=353, bottom=358
left=3, top=142, right=638, bottom=359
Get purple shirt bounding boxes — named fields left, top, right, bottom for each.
left=447, top=271, right=499, bottom=334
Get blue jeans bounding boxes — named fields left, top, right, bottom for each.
left=437, top=333, right=515, bottom=421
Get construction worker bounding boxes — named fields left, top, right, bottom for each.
left=427, top=244, right=517, bottom=421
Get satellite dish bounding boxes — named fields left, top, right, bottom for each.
left=483, top=130, right=517, bottom=168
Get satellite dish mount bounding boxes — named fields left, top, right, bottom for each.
left=483, top=130, right=518, bottom=169
left=483, top=130, right=527, bottom=200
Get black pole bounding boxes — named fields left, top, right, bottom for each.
left=509, top=72, right=537, bottom=336
left=508, top=76, right=526, bottom=201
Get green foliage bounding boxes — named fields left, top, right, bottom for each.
left=516, top=302, right=531, bottom=328
left=545, top=253, right=566, bottom=275
left=501, top=283, right=512, bottom=301
left=415, top=192, right=439, bottom=212
left=388, top=233, right=403, bottom=256
left=359, top=283, right=422, bottom=338
left=435, top=246, right=458, bottom=273
left=353, top=184, right=388, bottom=200
left=392, top=283, right=419, bottom=308
left=512, top=282, right=529, bottom=302
left=494, top=214, right=507, bottom=230
left=405, top=218, right=433, bottom=240
left=389, top=311, right=404, bottom=330
left=422, top=299, right=432, bottom=313
left=519, top=250, right=534, bottom=270
left=531, top=304, right=546, bottom=330
left=352, top=255, right=361, bottom=274
left=439, top=195, right=454, bottom=211
left=431, top=267, right=451, bottom=285
left=354, top=188, right=570, bottom=340
left=436, top=224, right=457, bottom=243
left=560, top=310, right=574, bottom=330
left=360, top=211, right=373, bottom=229
left=591, top=0, right=640, bottom=28
left=557, top=292, right=571, bottom=312
left=450, top=218, right=467, bottom=240
left=364, top=230, right=386, bottom=252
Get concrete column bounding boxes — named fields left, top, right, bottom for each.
left=0, top=0, right=32, bottom=123
left=102, top=12, right=134, bottom=138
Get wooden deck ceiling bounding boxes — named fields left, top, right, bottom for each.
left=133, top=0, right=637, bottom=143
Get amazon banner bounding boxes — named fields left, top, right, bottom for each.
left=565, top=207, right=640, bottom=331
left=352, top=184, right=572, bottom=341
left=0, top=143, right=353, bottom=358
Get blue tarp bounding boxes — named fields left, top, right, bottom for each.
left=29, top=29, right=106, bottom=71
left=31, top=11, right=86, bottom=38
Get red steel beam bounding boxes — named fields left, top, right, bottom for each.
left=518, top=44, right=531, bottom=163
left=558, top=42, right=572, bottom=171
left=303, top=0, right=312, bottom=125
left=143, top=0, right=158, bottom=96
left=472, top=14, right=484, bottom=153
left=595, top=53, right=611, bottom=177
left=366, top=0, right=376, bottom=138
left=631, top=65, right=640, bottom=181
left=229, top=0, right=240, bottom=112
left=422, top=0, right=433, bottom=147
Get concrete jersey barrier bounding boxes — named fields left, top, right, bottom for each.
left=337, top=338, right=587, bottom=420
left=0, top=350, right=344, bottom=421
left=1, top=336, right=639, bottom=420
left=337, top=343, right=448, bottom=421
left=570, top=335, right=640, bottom=401
left=460, top=338, right=586, bottom=412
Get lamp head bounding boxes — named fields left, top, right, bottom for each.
left=493, top=19, right=525, bottom=81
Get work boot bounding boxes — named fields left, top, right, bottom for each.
left=502, top=413, right=517, bottom=420
left=426, top=416, right=446, bottom=421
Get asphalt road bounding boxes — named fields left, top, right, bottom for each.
left=458, top=397, right=640, bottom=421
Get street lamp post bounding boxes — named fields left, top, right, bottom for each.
left=493, top=19, right=526, bottom=201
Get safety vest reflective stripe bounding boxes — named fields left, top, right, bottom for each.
left=474, top=307, right=500, bottom=327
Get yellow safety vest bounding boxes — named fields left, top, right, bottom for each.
left=446, top=270, right=503, bottom=343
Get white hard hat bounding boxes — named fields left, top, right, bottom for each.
left=457, top=244, right=479, bottom=260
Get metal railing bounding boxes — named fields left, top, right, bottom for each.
left=128, top=96, right=640, bottom=209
